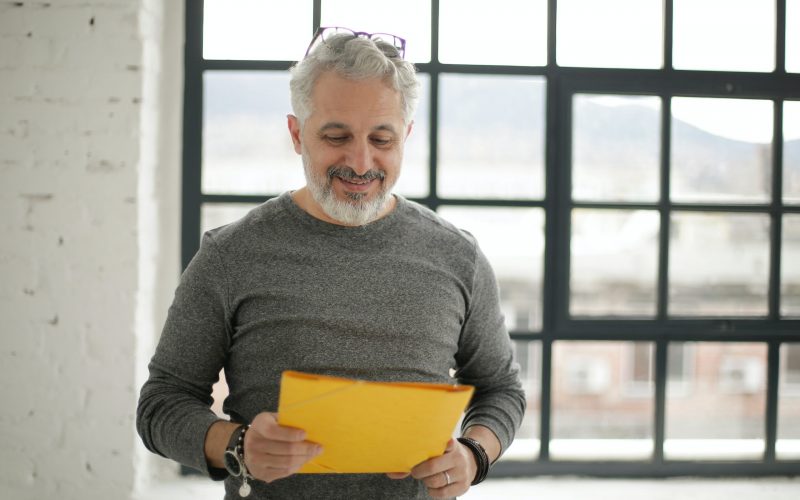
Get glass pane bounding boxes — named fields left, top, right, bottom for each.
left=671, top=97, right=772, bottom=203
left=669, top=212, right=770, bottom=317
left=438, top=75, right=545, bottom=199
left=668, top=343, right=693, bottom=396
left=557, top=0, right=663, bottom=69
left=786, top=0, right=800, bottom=73
left=202, top=71, right=303, bottom=196
left=551, top=341, right=654, bottom=461
left=570, top=209, right=660, bottom=317
left=321, top=0, right=431, bottom=63
left=201, top=203, right=259, bottom=236
left=785, top=101, right=800, bottom=204
left=782, top=215, right=800, bottom=317
left=203, top=0, right=312, bottom=61
left=572, top=94, right=661, bottom=202
left=673, top=0, right=775, bottom=72
left=437, top=207, right=544, bottom=331
left=778, top=343, right=800, bottom=460
left=499, top=340, right=541, bottom=462
left=665, top=342, right=767, bottom=460
left=439, top=0, right=547, bottom=66
left=394, top=74, right=430, bottom=198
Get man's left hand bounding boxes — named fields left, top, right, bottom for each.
left=386, top=438, right=476, bottom=498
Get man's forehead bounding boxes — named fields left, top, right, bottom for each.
left=307, top=72, right=405, bottom=125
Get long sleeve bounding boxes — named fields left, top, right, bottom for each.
left=455, top=242, right=526, bottom=455
left=136, top=233, right=232, bottom=477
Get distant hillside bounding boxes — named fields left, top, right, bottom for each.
left=203, top=72, right=800, bottom=198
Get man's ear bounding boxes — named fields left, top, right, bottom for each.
left=405, top=120, right=414, bottom=140
left=287, top=114, right=302, bottom=154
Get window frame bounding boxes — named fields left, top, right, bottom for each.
left=183, top=0, right=800, bottom=477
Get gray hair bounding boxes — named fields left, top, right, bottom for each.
left=289, top=33, right=420, bottom=127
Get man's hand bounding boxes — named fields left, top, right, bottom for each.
left=243, top=412, right=323, bottom=484
left=386, top=439, right=477, bottom=498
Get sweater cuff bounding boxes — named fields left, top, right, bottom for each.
left=179, top=414, right=228, bottom=479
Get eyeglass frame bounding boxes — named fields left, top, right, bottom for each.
left=304, top=26, right=407, bottom=59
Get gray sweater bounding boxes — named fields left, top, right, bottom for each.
left=136, top=192, right=525, bottom=499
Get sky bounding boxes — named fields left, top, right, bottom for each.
left=202, top=0, right=799, bottom=143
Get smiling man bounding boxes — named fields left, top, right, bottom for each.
left=290, top=70, right=408, bottom=227
left=137, top=28, right=525, bottom=500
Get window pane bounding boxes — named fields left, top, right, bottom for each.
left=671, top=97, right=772, bottom=203
left=669, top=212, right=770, bottom=317
left=438, top=207, right=544, bottom=331
left=438, top=75, right=545, bottom=199
left=557, top=0, right=663, bottom=69
left=785, top=101, right=800, bottom=204
left=551, top=341, right=654, bottom=461
left=570, top=209, right=659, bottom=317
left=321, top=0, right=431, bottom=63
left=778, top=343, right=800, bottom=460
left=668, top=343, right=693, bottom=396
left=673, top=0, right=775, bottom=72
left=572, top=94, right=661, bottom=202
left=203, top=0, right=312, bottom=61
left=393, top=74, right=430, bottom=198
left=665, top=342, right=767, bottom=460
left=439, top=0, right=546, bottom=66
left=782, top=215, right=800, bottom=317
left=203, top=71, right=302, bottom=196
left=201, top=203, right=259, bottom=236
left=787, top=0, right=800, bottom=73
left=500, top=340, right=541, bottom=462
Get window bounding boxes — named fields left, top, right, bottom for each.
left=187, top=0, right=800, bottom=477
left=665, top=343, right=768, bottom=461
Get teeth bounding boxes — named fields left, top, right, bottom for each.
left=340, top=177, right=370, bottom=185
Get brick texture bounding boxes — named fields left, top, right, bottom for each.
left=0, top=1, right=183, bottom=498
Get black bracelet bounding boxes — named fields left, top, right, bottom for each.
left=457, top=437, right=490, bottom=485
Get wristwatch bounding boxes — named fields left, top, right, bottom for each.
left=223, top=424, right=252, bottom=497
left=223, top=424, right=248, bottom=477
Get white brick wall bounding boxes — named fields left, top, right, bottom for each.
left=0, top=1, right=183, bottom=498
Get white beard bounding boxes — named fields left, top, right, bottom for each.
left=301, top=148, right=394, bottom=226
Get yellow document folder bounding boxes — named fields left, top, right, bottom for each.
left=277, top=370, right=474, bottom=474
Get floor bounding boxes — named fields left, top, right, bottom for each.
left=137, top=476, right=800, bottom=499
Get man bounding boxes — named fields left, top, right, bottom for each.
left=137, top=27, right=525, bottom=499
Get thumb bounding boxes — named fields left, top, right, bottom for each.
left=248, top=411, right=278, bottom=435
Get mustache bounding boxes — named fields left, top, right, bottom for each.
left=327, top=166, right=386, bottom=182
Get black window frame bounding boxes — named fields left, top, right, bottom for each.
left=182, top=0, right=800, bottom=477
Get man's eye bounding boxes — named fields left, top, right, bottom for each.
left=326, top=135, right=348, bottom=144
left=371, top=137, right=393, bottom=146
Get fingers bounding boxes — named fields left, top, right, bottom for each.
left=410, top=439, right=457, bottom=480
left=386, top=472, right=410, bottom=480
left=250, top=412, right=307, bottom=442
left=244, top=412, right=323, bottom=483
left=410, top=438, right=473, bottom=498
left=414, top=468, right=464, bottom=499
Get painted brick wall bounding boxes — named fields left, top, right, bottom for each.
left=0, top=0, right=183, bottom=497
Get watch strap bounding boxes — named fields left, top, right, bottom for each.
left=226, top=424, right=247, bottom=453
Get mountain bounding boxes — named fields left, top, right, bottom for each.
left=202, top=71, right=800, bottom=200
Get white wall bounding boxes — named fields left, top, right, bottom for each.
left=0, top=0, right=183, bottom=498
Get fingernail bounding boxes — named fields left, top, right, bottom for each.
left=315, top=445, right=324, bottom=455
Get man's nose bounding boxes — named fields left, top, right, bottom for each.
left=345, top=139, right=373, bottom=175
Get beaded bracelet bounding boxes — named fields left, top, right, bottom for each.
left=457, top=437, right=490, bottom=485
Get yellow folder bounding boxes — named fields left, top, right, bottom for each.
left=276, top=370, right=474, bottom=473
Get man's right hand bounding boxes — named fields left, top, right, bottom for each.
left=243, top=412, right=323, bottom=483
